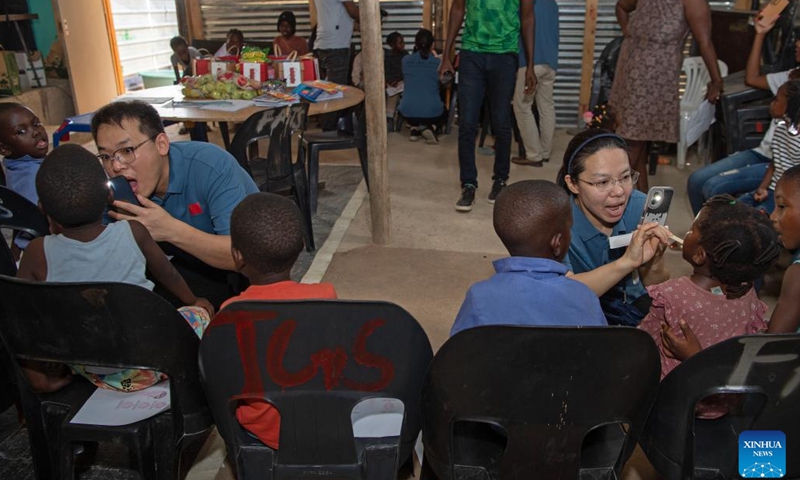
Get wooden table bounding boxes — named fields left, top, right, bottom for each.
left=123, top=85, right=363, bottom=147
left=123, top=84, right=364, bottom=123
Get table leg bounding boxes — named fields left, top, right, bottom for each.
left=219, top=122, right=231, bottom=150
left=190, top=122, right=209, bottom=142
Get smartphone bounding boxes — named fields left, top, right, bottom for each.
left=758, top=0, right=789, bottom=24
left=640, top=186, right=674, bottom=227
left=107, top=176, right=140, bottom=213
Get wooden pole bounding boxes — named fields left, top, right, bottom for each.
left=577, top=0, right=599, bottom=123
left=433, top=0, right=444, bottom=52
left=359, top=0, right=391, bottom=245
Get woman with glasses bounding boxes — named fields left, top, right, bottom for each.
left=556, top=129, right=670, bottom=326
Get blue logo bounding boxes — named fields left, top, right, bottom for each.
left=739, top=430, right=786, bottom=478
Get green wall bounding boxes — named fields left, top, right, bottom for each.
left=27, top=0, right=58, bottom=57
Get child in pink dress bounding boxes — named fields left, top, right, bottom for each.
left=639, top=195, right=781, bottom=390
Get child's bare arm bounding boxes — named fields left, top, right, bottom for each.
left=16, top=237, right=47, bottom=281
left=20, top=360, right=72, bottom=393
left=768, top=263, right=800, bottom=333
left=661, top=319, right=702, bottom=361
left=754, top=163, right=775, bottom=202
left=128, top=220, right=211, bottom=314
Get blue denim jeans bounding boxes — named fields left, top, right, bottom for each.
left=686, top=149, right=771, bottom=215
left=317, top=48, right=351, bottom=131
left=738, top=189, right=775, bottom=214
left=457, top=50, right=518, bottom=188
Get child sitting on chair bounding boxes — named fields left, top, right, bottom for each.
left=221, top=192, right=336, bottom=449
left=384, top=31, right=408, bottom=128
left=451, top=180, right=607, bottom=336
left=0, top=102, right=49, bottom=255
left=169, top=36, right=200, bottom=83
left=638, top=195, right=779, bottom=387
left=273, top=11, right=308, bottom=56
left=215, top=28, right=245, bottom=57
left=737, top=80, right=800, bottom=213
left=17, top=144, right=213, bottom=393
left=0, top=103, right=48, bottom=205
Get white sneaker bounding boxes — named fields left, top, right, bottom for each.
left=422, top=128, right=438, bottom=145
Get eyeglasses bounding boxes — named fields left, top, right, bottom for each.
left=578, top=171, right=640, bottom=192
left=96, top=138, right=152, bottom=166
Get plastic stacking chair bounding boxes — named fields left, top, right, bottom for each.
left=588, top=37, right=624, bottom=111
left=677, top=57, right=729, bottom=169
left=299, top=104, right=369, bottom=213
left=421, top=326, right=661, bottom=480
left=199, top=300, right=434, bottom=480
left=0, top=277, right=214, bottom=480
left=0, top=186, right=49, bottom=237
left=52, top=112, right=95, bottom=147
left=640, top=334, right=800, bottom=480
left=0, top=185, right=50, bottom=275
left=229, top=103, right=315, bottom=251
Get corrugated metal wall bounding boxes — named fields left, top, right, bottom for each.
left=197, top=0, right=735, bottom=127
left=198, top=0, right=424, bottom=50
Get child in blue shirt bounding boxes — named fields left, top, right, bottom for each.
left=0, top=102, right=49, bottom=254
left=398, top=29, right=445, bottom=144
left=0, top=102, right=48, bottom=204
left=451, top=180, right=607, bottom=335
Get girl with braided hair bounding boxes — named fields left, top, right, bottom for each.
left=638, top=195, right=781, bottom=386
left=737, top=79, right=800, bottom=213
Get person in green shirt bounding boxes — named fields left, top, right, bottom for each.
left=440, top=0, right=536, bottom=212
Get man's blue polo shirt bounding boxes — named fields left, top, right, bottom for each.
left=563, top=190, right=647, bottom=304
left=150, top=141, right=258, bottom=235
left=451, top=257, right=607, bottom=336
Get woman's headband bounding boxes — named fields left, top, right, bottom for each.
left=566, top=133, right=627, bottom=177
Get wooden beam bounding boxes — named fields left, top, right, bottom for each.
left=577, top=0, right=599, bottom=121
left=102, top=0, right=124, bottom=95
left=185, top=0, right=205, bottom=41
left=359, top=0, right=391, bottom=245
left=423, top=0, right=432, bottom=31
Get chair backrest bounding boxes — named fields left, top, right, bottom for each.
left=640, top=334, right=800, bottom=480
left=0, top=275, right=210, bottom=434
left=228, top=103, right=309, bottom=189
left=421, top=326, right=661, bottom=480
left=680, top=57, right=729, bottom=110
left=0, top=186, right=49, bottom=237
left=199, top=300, right=434, bottom=477
left=763, top=0, right=798, bottom=71
left=589, top=36, right=624, bottom=108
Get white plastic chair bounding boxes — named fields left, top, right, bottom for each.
left=678, top=57, right=729, bottom=169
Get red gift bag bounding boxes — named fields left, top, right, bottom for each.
left=192, top=49, right=213, bottom=76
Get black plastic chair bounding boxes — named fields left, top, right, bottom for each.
left=640, top=334, right=800, bottom=480
left=229, top=103, right=315, bottom=251
left=588, top=36, right=624, bottom=110
left=421, top=326, right=661, bottom=480
left=0, top=187, right=49, bottom=418
left=199, top=300, right=434, bottom=480
left=0, top=276, right=214, bottom=480
left=0, top=185, right=50, bottom=239
left=299, top=103, right=369, bottom=213
left=0, top=185, right=50, bottom=276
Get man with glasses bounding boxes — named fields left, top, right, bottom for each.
left=91, top=100, right=258, bottom=308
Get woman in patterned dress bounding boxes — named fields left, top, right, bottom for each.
left=610, top=0, right=724, bottom=191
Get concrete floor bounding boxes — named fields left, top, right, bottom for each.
left=34, top=123, right=781, bottom=480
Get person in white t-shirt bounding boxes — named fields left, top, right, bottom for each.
left=313, top=0, right=359, bottom=130
left=214, top=29, right=245, bottom=57
left=745, top=14, right=800, bottom=92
